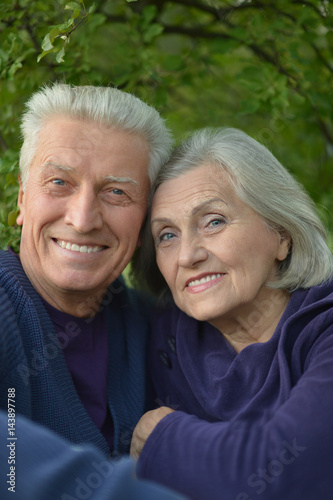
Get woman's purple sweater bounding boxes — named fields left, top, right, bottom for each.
left=137, top=281, right=333, bottom=500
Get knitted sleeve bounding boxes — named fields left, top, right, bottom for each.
left=0, top=410, right=186, bottom=500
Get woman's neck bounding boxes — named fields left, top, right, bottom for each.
left=210, top=288, right=291, bottom=353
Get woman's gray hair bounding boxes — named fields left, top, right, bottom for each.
left=19, top=82, right=173, bottom=190
left=136, top=127, right=333, bottom=294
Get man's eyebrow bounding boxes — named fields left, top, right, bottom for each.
left=41, top=161, right=74, bottom=172
left=103, top=175, right=138, bottom=186
left=41, top=162, right=138, bottom=185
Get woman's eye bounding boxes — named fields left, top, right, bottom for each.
left=209, top=219, right=222, bottom=227
left=158, top=232, right=175, bottom=244
left=112, top=188, right=124, bottom=195
left=207, top=217, right=226, bottom=228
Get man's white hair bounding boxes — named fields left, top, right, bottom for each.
left=19, top=83, right=173, bottom=190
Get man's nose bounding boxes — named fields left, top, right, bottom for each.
left=178, top=233, right=208, bottom=268
left=64, top=188, right=103, bottom=233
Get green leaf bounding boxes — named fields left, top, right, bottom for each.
left=37, top=50, right=49, bottom=63
left=210, top=38, right=240, bottom=54
left=0, top=158, right=18, bottom=175
left=4, top=173, right=18, bottom=189
left=309, top=91, right=331, bottom=112
left=41, top=31, right=55, bottom=51
left=154, top=86, right=168, bottom=107
left=85, top=13, right=106, bottom=31
left=65, top=2, right=82, bottom=11
left=8, top=61, right=22, bottom=79
left=88, top=3, right=96, bottom=14
left=142, top=5, right=158, bottom=26
left=143, top=23, right=164, bottom=43
left=55, top=17, right=75, bottom=32
left=7, top=33, right=17, bottom=55
left=239, top=99, right=260, bottom=115
left=8, top=209, right=19, bottom=227
left=55, top=45, right=66, bottom=63
left=162, top=55, right=184, bottom=72
left=49, top=27, right=61, bottom=43
left=238, top=65, right=263, bottom=83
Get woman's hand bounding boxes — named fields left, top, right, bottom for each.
left=130, top=407, right=175, bottom=460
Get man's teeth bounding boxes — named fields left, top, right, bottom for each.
left=188, top=274, right=223, bottom=287
left=56, top=240, right=103, bottom=253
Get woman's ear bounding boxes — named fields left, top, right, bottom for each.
left=277, top=232, right=292, bottom=262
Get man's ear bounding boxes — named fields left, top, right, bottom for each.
left=16, top=175, right=24, bottom=226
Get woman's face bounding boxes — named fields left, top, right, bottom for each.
left=150, top=164, right=290, bottom=333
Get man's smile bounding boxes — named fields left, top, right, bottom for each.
left=54, top=239, right=107, bottom=253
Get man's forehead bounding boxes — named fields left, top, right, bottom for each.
left=39, top=117, right=147, bottom=148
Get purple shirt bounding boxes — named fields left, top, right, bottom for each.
left=42, top=299, right=114, bottom=448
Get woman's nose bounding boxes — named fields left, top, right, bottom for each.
left=178, top=234, right=208, bottom=268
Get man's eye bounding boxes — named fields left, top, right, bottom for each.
left=52, top=179, right=66, bottom=186
left=112, top=188, right=124, bottom=195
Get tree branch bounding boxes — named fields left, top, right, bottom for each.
left=310, top=42, right=333, bottom=74
left=313, top=113, right=333, bottom=144
left=291, top=0, right=327, bottom=18
left=162, top=23, right=300, bottom=87
left=0, top=133, right=8, bottom=153
left=162, top=19, right=333, bottom=146
left=23, top=15, right=58, bottom=78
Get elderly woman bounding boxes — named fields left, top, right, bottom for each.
left=130, top=128, right=333, bottom=500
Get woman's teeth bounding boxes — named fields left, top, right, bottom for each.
left=188, top=273, right=222, bottom=287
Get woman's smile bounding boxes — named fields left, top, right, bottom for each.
left=185, top=273, right=225, bottom=293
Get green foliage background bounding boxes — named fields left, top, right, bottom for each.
left=0, top=0, right=332, bottom=252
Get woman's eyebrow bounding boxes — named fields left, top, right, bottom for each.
left=151, top=198, right=227, bottom=226
left=191, top=197, right=228, bottom=216
left=151, top=217, right=173, bottom=226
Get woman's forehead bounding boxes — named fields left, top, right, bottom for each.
left=152, top=165, right=235, bottom=209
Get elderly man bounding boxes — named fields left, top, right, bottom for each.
left=0, top=83, right=173, bottom=458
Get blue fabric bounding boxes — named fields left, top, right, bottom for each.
left=0, top=249, right=150, bottom=456
left=0, top=410, right=187, bottom=500
left=138, top=280, right=333, bottom=500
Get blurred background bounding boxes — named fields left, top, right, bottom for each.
left=0, top=0, right=332, bottom=252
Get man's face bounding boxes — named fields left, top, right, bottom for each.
left=17, top=117, right=150, bottom=315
